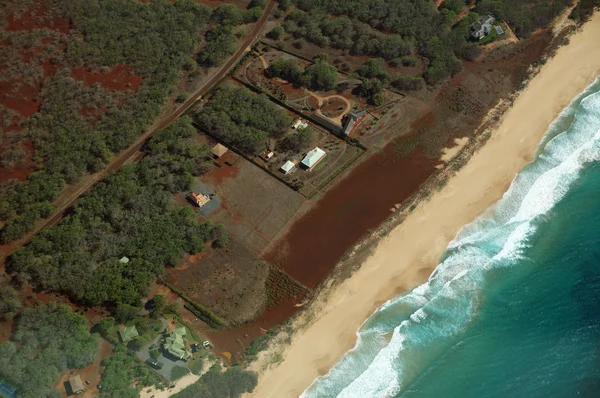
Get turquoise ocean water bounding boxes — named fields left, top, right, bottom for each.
left=302, top=77, right=600, bottom=398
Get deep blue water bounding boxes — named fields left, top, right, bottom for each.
left=303, top=78, right=600, bottom=398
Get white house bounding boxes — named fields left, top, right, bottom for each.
left=292, top=119, right=308, bottom=130
left=301, top=147, right=326, bottom=171
left=280, top=160, right=295, bottom=174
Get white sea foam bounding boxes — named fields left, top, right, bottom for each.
left=303, top=78, right=600, bottom=398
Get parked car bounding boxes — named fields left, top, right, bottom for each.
left=146, top=358, right=164, bottom=369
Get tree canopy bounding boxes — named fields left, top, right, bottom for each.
left=173, top=365, right=258, bottom=398
left=194, top=85, right=292, bottom=153
left=99, top=344, right=162, bottom=398
left=0, top=304, right=99, bottom=398
left=7, top=118, right=220, bottom=307
left=0, top=0, right=264, bottom=243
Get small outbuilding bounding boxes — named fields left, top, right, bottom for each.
left=280, top=160, right=295, bottom=174
left=301, top=147, right=326, bottom=171
left=187, top=192, right=211, bottom=207
left=67, top=375, right=85, bottom=395
left=211, top=143, right=228, bottom=158
left=118, top=325, right=139, bottom=343
left=119, top=256, right=130, bottom=264
left=292, top=118, right=308, bottom=129
left=261, top=151, right=274, bottom=161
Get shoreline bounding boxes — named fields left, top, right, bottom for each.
left=249, top=12, right=600, bottom=397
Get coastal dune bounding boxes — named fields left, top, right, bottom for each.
left=250, top=13, right=600, bottom=398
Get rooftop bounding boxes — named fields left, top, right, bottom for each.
left=68, top=375, right=85, bottom=394
left=118, top=325, right=139, bottom=343
left=301, top=147, right=326, bottom=170
left=311, top=113, right=342, bottom=133
left=280, top=160, right=295, bottom=174
left=211, top=143, right=228, bottom=157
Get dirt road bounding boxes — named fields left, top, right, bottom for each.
left=0, top=0, right=275, bottom=258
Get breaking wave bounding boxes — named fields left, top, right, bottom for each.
left=302, top=77, right=600, bottom=398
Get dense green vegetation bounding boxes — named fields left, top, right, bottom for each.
left=280, top=126, right=313, bottom=152
left=7, top=118, right=221, bottom=308
left=0, top=304, right=99, bottom=398
left=266, top=56, right=339, bottom=91
left=477, top=0, right=571, bottom=38
left=273, top=0, right=572, bottom=85
left=99, top=344, right=163, bottom=398
left=194, top=85, right=292, bottom=153
left=0, top=0, right=265, bottom=243
left=172, top=365, right=258, bottom=398
left=392, top=76, right=426, bottom=92
left=197, top=2, right=265, bottom=67
left=569, top=0, right=600, bottom=22
left=171, top=365, right=191, bottom=381
left=0, top=285, right=21, bottom=318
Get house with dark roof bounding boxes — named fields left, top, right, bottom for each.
left=310, top=112, right=343, bottom=134
left=471, top=15, right=496, bottom=40
left=341, top=109, right=367, bottom=136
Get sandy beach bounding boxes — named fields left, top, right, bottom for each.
left=249, top=12, right=600, bottom=398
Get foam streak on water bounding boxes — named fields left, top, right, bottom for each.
left=302, top=77, right=600, bottom=398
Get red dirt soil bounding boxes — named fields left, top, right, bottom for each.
left=0, top=139, right=36, bottom=183
left=265, top=143, right=437, bottom=289
left=204, top=152, right=240, bottom=185
left=5, top=2, right=70, bottom=34
left=71, top=65, right=142, bottom=92
left=1, top=2, right=70, bottom=182
left=204, top=295, right=301, bottom=362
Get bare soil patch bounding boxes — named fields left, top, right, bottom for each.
left=264, top=32, right=553, bottom=289
left=165, top=242, right=269, bottom=326
left=4, top=2, right=70, bottom=34
left=71, top=64, right=142, bottom=92
left=192, top=150, right=306, bottom=255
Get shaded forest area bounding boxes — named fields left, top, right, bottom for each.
left=194, top=85, right=292, bottom=153
left=0, top=304, right=99, bottom=398
left=275, top=0, right=573, bottom=85
left=7, top=118, right=223, bottom=309
left=0, top=0, right=265, bottom=244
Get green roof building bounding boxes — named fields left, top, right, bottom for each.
left=163, top=327, right=191, bottom=361
left=118, top=325, right=139, bottom=343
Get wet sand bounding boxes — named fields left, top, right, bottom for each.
left=250, top=12, right=600, bottom=397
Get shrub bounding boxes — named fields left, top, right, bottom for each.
left=392, top=76, right=425, bottom=91
left=267, top=25, right=284, bottom=40
left=171, top=366, right=191, bottom=381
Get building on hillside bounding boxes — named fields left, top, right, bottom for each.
left=118, top=325, right=139, bottom=343
left=471, top=15, right=496, bottom=40
left=310, top=112, right=342, bottom=134
left=187, top=192, right=211, bottom=207
left=119, top=256, right=130, bottom=264
left=292, top=118, right=308, bottom=130
left=163, top=327, right=191, bottom=361
left=211, top=143, right=228, bottom=158
left=280, top=160, right=295, bottom=174
left=300, top=147, right=326, bottom=171
left=67, top=375, right=85, bottom=395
